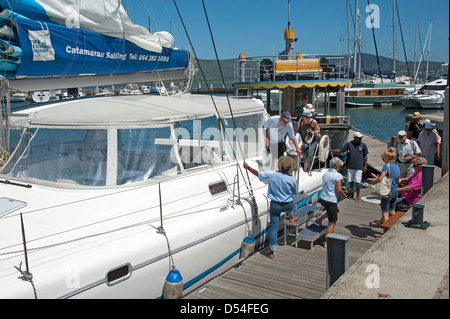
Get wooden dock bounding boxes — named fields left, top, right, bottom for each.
left=184, top=130, right=442, bottom=299
left=184, top=186, right=381, bottom=299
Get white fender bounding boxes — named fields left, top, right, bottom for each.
left=318, top=135, right=330, bottom=163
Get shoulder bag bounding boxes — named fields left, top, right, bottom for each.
left=371, top=164, right=393, bottom=198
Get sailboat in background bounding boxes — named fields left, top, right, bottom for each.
left=337, top=0, right=416, bottom=107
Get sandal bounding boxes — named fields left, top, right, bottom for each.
left=267, top=251, right=274, bottom=259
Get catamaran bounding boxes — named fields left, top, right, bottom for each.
left=0, top=0, right=331, bottom=299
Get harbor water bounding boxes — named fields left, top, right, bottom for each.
left=343, top=105, right=443, bottom=141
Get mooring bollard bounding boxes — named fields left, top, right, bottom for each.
left=326, top=233, right=350, bottom=290
left=403, top=204, right=430, bottom=229
left=421, top=165, right=435, bottom=196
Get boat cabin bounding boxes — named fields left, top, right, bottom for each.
left=1, top=95, right=266, bottom=187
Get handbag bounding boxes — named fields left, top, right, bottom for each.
left=371, top=164, right=393, bottom=198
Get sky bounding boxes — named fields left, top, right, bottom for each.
left=122, top=0, right=449, bottom=65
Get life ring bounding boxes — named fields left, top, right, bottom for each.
left=318, top=134, right=330, bottom=162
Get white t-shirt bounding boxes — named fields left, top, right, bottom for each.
left=285, top=133, right=302, bottom=156
left=263, top=116, right=295, bottom=143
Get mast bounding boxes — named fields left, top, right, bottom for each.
left=413, top=21, right=418, bottom=83
left=281, top=0, right=296, bottom=60
left=288, top=0, right=291, bottom=29
left=425, top=20, right=433, bottom=81
left=353, top=0, right=359, bottom=78
left=347, top=0, right=351, bottom=80
left=393, top=0, right=396, bottom=77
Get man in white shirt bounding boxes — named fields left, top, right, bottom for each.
left=263, top=111, right=301, bottom=170
left=396, top=130, right=422, bottom=178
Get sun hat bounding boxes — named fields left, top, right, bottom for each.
left=398, top=130, right=407, bottom=136
left=425, top=123, right=433, bottom=129
left=412, top=111, right=421, bottom=119
left=353, top=131, right=363, bottom=138
left=305, top=103, right=315, bottom=112
left=302, top=109, right=313, bottom=118
left=278, top=156, right=297, bottom=174
left=281, top=111, right=292, bottom=123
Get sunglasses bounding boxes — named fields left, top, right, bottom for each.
left=413, top=164, right=422, bottom=167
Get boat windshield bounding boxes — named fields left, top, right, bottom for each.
left=0, top=112, right=266, bottom=186
left=0, top=126, right=181, bottom=186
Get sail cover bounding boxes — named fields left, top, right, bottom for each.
left=0, top=0, right=173, bottom=52
left=0, top=0, right=190, bottom=88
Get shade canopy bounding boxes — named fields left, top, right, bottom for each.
left=11, top=94, right=266, bottom=128
left=233, top=79, right=349, bottom=90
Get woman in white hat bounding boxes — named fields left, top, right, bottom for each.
left=417, top=123, right=440, bottom=165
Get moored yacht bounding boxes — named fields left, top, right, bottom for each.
left=401, top=78, right=448, bottom=109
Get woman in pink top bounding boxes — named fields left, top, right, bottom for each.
left=395, top=157, right=428, bottom=211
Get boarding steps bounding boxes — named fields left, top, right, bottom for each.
left=284, top=192, right=327, bottom=250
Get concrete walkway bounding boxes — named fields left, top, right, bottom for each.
left=322, top=172, right=449, bottom=299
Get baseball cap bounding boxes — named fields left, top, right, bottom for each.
left=398, top=130, right=407, bottom=136
left=353, top=132, right=363, bottom=138
left=425, top=123, right=433, bottom=129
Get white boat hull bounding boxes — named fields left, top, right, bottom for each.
left=0, top=158, right=324, bottom=299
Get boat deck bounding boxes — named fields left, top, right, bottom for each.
left=184, top=185, right=381, bottom=299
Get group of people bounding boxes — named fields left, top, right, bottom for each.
left=243, top=107, right=438, bottom=258
left=367, top=111, right=440, bottom=228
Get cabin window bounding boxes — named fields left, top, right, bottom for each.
left=106, top=263, right=132, bottom=286
left=0, top=128, right=108, bottom=186
left=378, top=90, right=383, bottom=96
left=222, top=113, right=265, bottom=161
left=209, top=181, right=228, bottom=196
left=365, top=90, right=371, bottom=96
left=395, top=90, right=400, bottom=95
left=176, top=116, right=224, bottom=169
left=117, top=127, right=181, bottom=185
left=268, top=90, right=282, bottom=112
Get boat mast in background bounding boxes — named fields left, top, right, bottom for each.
left=393, top=0, right=396, bottom=76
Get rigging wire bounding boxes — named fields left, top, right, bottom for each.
left=395, top=1, right=412, bottom=83
left=171, top=0, right=258, bottom=214
left=199, top=0, right=258, bottom=213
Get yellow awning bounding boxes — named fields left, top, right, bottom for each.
left=234, top=80, right=349, bottom=90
